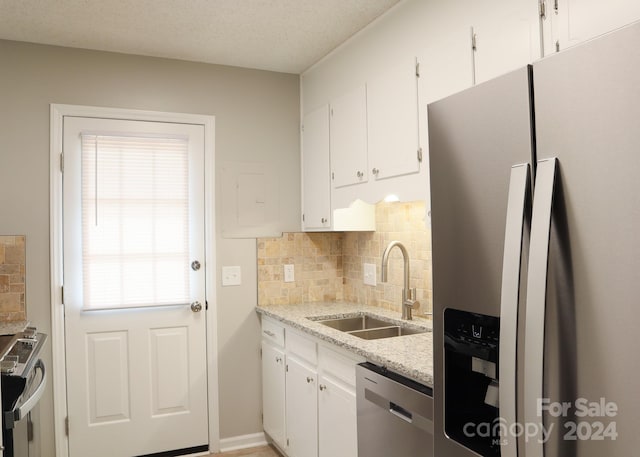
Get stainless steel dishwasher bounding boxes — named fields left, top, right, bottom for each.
left=356, top=362, right=434, bottom=457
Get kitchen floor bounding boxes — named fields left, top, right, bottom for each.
left=210, top=445, right=282, bottom=457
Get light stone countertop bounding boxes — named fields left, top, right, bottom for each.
left=256, top=301, right=433, bottom=388
left=0, top=320, right=29, bottom=336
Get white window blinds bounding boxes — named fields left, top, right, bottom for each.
left=81, top=134, right=190, bottom=310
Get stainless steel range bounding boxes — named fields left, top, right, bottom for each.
left=0, top=328, right=47, bottom=457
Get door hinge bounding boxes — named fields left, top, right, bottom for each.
left=471, top=32, right=477, bottom=51
left=205, top=300, right=209, bottom=311
left=539, top=0, right=546, bottom=19
left=302, top=213, right=305, bottom=222
left=554, top=0, right=559, bottom=13
left=331, top=172, right=335, bottom=180
left=65, top=417, right=69, bottom=436
left=259, top=347, right=262, bottom=359
left=301, top=124, right=304, bottom=133
left=417, top=148, right=423, bottom=162
left=415, top=62, right=420, bottom=78
left=261, top=412, right=263, bottom=424
left=60, top=153, right=64, bottom=173
left=286, top=364, right=289, bottom=373
left=27, top=417, right=34, bottom=441
left=555, top=40, right=560, bottom=52
left=287, top=438, right=290, bottom=447
left=61, top=285, right=64, bottom=304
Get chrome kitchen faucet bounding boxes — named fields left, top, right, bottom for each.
left=381, top=240, right=420, bottom=320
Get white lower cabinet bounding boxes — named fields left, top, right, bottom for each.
left=261, top=316, right=363, bottom=457
left=285, top=356, right=318, bottom=457
left=318, top=375, right=357, bottom=457
left=261, top=340, right=286, bottom=449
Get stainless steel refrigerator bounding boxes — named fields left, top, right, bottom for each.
left=428, top=21, right=640, bottom=457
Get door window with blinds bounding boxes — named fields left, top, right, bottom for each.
left=80, top=133, right=192, bottom=310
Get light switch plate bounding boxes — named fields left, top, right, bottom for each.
left=222, top=266, right=242, bottom=286
left=364, top=263, right=377, bottom=286
left=284, top=264, right=295, bottom=283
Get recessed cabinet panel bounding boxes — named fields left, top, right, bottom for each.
left=302, top=105, right=331, bottom=230
left=473, top=1, right=540, bottom=84
left=554, top=0, right=640, bottom=51
left=330, top=85, right=368, bottom=188
left=367, top=58, right=420, bottom=180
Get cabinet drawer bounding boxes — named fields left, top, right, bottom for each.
left=261, top=316, right=285, bottom=347
left=286, top=329, right=317, bottom=365
left=319, top=345, right=359, bottom=387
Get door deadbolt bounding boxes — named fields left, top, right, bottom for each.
left=191, top=301, right=203, bottom=312
left=191, top=260, right=201, bottom=271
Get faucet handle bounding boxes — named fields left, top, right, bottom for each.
left=402, top=297, right=421, bottom=320
left=404, top=299, right=420, bottom=311
left=406, top=288, right=420, bottom=302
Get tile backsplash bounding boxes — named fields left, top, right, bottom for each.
left=257, top=233, right=344, bottom=305
left=257, top=201, right=432, bottom=317
left=0, top=236, right=27, bottom=322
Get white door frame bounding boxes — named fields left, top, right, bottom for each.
left=50, top=104, right=219, bottom=457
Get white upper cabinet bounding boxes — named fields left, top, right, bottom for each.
left=542, top=0, right=640, bottom=55
left=329, top=85, right=368, bottom=188
left=367, top=57, right=421, bottom=181
left=302, top=105, right=331, bottom=230
left=472, top=0, right=541, bottom=84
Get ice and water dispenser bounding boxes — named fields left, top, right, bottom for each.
left=444, top=309, right=501, bottom=457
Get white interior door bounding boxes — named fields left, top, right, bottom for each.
left=62, top=116, right=209, bottom=457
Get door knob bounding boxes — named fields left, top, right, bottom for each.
left=191, top=260, right=201, bottom=271
left=191, top=301, right=203, bottom=312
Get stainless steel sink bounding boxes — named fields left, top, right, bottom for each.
left=315, top=315, right=395, bottom=332
left=311, top=314, right=427, bottom=340
left=348, top=325, right=425, bottom=340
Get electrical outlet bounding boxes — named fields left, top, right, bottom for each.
left=284, top=264, right=295, bottom=283
left=222, top=266, right=242, bottom=286
left=364, top=263, right=377, bottom=286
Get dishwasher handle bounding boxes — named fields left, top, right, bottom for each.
left=363, top=386, right=433, bottom=434
left=390, top=402, right=413, bottom=423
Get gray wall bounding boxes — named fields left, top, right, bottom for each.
left=0, top=40, right=300, bottom=454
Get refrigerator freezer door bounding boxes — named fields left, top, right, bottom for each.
left=429, top=66, right=535, bottom=457
left=532, top=21, right=640, bottom=457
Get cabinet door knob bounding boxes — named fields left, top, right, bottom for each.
left=356, top=171, right=363, bottom=178
left=275, top=356, right=282, bottom=363
left=306, top=376, right=314, bottom=384
left=372, top=168, right=379, bottom=176
left=319, top=384, right=327, bottom=391
left=321, top=217, right=327, bottom=224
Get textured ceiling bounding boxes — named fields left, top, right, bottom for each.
left=0, top=0, right=402, bottom=73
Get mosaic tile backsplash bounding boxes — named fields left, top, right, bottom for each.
left=257, top=201, right=432, bottom=317
left=0, top=236, right=27, bottom=321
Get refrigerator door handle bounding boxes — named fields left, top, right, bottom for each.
left=523, top=157, right=558, bottom=457
left=499, top=163, right=531, bottom=457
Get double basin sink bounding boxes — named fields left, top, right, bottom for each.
left=310, top=313, right=427, bottom=340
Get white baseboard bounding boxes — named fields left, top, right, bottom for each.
left=219, top=432, right=268, bottom=452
